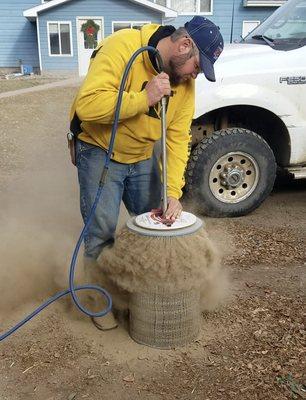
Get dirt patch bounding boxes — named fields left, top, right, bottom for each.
left=0, top=76, right=67, bottom=94
left=225, top=222, right=305, bottom=268
left=0, top=86, right=305, bottom=400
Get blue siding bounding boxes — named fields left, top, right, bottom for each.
left=0, top=0, right=279, bottom=71
left=0, top=0, right=40, bottom=68
left=229, top=2, right=273, bottom=42
left=165, top=1, right=275, bottom=43
left=38, top=0, right=162, bottom=72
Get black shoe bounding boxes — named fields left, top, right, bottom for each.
left=90, top=314, right=118, bottom=331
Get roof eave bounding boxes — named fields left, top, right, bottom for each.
left=23, top=0, right=177, bottom=19
left=129, top=0, right=177, bottom=17
left=164, top=9, right=177, bottom=18
left=23, top=10, right=37, bottom=19
left=23, top=0, right=72, bottom=19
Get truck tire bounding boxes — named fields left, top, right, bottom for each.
left=184, top=128, right=277, bottom=217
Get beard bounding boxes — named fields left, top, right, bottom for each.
left=165, top=53, right=192, bottom=86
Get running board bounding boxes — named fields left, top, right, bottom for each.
left=287, top=166, right=306, bottom=179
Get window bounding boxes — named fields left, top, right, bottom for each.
left=112, top=21, right=151, bottom=33
left=242, top=20, right=261, bottom=37
left=47, top=22, right=72, bottom=56
left=151, top=0, right=212, bottom=14
left=244, top=0, right=306, bottom=42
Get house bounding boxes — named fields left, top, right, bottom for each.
left=0, top=0, right=286, bottom=76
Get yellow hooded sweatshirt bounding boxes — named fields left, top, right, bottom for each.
left=70, top=24, right=195, bottom=199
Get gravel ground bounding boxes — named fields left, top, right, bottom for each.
left=0, top=85, right=305, bottom=400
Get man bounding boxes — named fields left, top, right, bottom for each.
left=70, top=16, right=223, bottom=329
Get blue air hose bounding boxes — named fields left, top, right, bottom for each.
left=0, top=46, right=163, bottom=341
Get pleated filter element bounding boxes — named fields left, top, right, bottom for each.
left=129, top=288, right=201, bottom=349
left=98, top=224, right=228, bottom=348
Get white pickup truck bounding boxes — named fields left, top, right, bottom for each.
left=186, top=0, right=306, bottom=216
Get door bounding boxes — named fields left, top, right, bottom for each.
left=77, top=17, right=103, bottom=76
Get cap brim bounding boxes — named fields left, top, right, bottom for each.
left=199, top=53, right=216, bottom=82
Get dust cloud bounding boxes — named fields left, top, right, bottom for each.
left=98, top=227, right=230, bottom=312
left=0, top=141, right=82, bottom=316
left=0, top=91, right=229, bottom=325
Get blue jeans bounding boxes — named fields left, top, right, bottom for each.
left=76, top=140, right=161, bottom=259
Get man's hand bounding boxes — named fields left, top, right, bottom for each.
left=145, top=72, right=171, bottom=107
left=165, top=197, right=183, bottom=221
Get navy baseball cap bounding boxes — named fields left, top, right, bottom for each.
left=185, top=16, right=224, bottom=82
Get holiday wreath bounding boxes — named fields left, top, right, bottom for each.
left=81, top=19, right=100, bottom=47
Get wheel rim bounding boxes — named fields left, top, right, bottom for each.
left=209, top=151, right=259, bottom=204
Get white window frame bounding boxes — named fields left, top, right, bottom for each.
left=152, top=0, right=213, bottom=15
left=112, top=21, right=151, bottom=33
left=243, top=0, right=286, bottom=6
left=151, top=0, right=168, bottom=6
left=242, top=20, right=261, bottom=38
left=47, top=21, right=73, bottom=57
